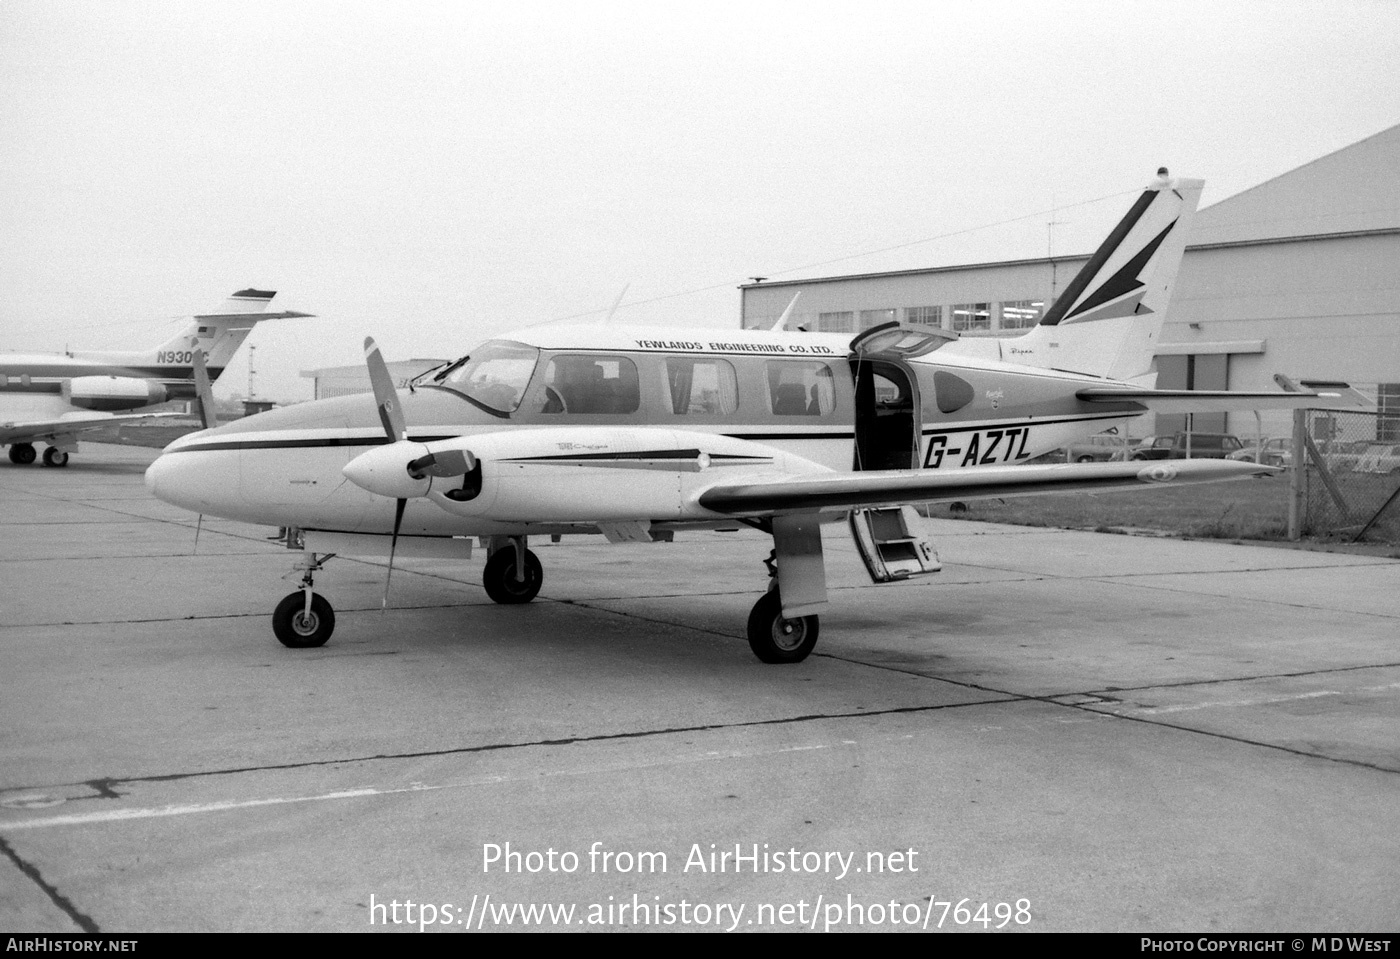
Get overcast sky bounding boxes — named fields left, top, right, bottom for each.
left=2, top=0, right=1398, bottom=401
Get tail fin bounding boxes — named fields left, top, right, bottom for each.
left=1002, top=170, right=1204, bottom=380
left=71, top=288, right=313, bottom=387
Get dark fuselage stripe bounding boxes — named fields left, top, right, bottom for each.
left=167, top=435, right=460, bottom=453
left=919, top=412, right=1132, bottom=436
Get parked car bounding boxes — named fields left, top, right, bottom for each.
left=1227, top=437, right=1293, bottom=467
left=1352, top=443, right=1400, bottom=474
left=1132, top=432, right=1245, bottom=460
left=1130, top=435, right=1177, bottom=460
left=1321, top=439, right=1377, bottom=473
left=1064, top=433, right=1132, bottom=462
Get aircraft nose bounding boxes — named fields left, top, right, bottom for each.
left=145, top=448, right=230, bottom=515
left=145, top=450, right=190, bottom=507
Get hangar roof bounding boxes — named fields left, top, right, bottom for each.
left=1191, top=122, right=1400, bottom=245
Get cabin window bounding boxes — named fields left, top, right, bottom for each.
left=439, top=341, right=540, bottom=414
left=665, top=358, right=738, bottom=415
left=765, top=361, right=836, bottom=416
left=538, top=354, right=640, bottom=415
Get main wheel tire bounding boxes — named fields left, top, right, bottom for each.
left=746, top=590, right=819, bottom=664
left=483, top=547, right=543, bottom=604
left=42, top=447, right=69, bottom=468
left=1075, top=454, right=1095, bottom=463
left=272, top=592, right=335, bottom=648
left=9, top=443, right=36, bottom=465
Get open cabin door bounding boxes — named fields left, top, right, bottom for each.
left=846, top=322, right=948, bottom=583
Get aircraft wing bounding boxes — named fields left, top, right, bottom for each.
left=1076, top=381, right=1371, bottom=413
left=0, top=411, right=187, bottom=445
left=696, top=458, right=1274, bottom=517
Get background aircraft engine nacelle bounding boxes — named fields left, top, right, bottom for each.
left=421, top=427, right=796, bottom=523
left=63, top=376, right=168, bottom=411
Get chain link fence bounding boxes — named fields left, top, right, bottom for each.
left=1298, top=409, right=1400, bottom=543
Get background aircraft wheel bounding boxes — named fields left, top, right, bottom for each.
left=746, top=590, right=818, bottom=664
left=272, top=592, right=335, bottom=648
left=9, top=443, right=36, bottom=465
left=483, top=547, right=543, bottom=604
left=1075, top=454, right=1095, bottom=463
left=42, top=447, right=69, bottom=468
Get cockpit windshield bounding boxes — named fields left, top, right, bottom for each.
left=436, top=341, right=540, bottom=414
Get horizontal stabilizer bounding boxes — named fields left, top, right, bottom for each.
left=697, top=458, right=1275, bottom=517
left=192, top=310, right=315, bottom=321
left=1077, top=385, right=1371, bottom=413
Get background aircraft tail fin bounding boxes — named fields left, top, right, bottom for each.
left=1000, top=170, right=1205, bottom=381
left=201, top=288, right=279, bottom=316
left=72, top=289, right=313, bottom=385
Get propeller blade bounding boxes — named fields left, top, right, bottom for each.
left=384, top=497, right=406, bottom=609
left=192, top=350, right=219, bottom=429
left=365, top=337, right=407, bottom=442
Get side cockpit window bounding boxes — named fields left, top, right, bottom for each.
left=537, top=354, right=640, bottom=415
left=765, top=361, right=836, bottom=416
left=438, top=341, right=540, bottom=414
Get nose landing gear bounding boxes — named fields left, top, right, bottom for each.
left=273, top=545, right=336, bottom=648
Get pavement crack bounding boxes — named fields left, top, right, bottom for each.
left=1083, top=661, right=1400, bottom=696
left=1, top=699, right=1010, bottom=800
left=1053, top=701, right=1400, bottom=776
left=0, top=835, right=101, bottom=933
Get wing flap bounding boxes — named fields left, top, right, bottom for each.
left=696, top=459, right=1276, bottom=516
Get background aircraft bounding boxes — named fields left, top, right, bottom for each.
left=0, top=289, right=311, bottom=467
left=144, top=173, right=1367, bottom=662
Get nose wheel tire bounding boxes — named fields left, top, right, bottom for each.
left=746, top=590, right=819, bottom=664
left=483, top=547, right=543, bottom=604
left=42, top=447, right=69, bottom=468
left=273, top=592, right=335, bottom=648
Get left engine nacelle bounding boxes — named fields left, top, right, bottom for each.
left=63, top=376, right=168, bottom=411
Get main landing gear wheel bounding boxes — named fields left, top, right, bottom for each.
left=42, top=447, right=69, bottom=468
left=746, top=590, right=819, bottom=664
left=273, top=591, right=335, bottom=648
left=8, top=443, right=36, bottom=465
left=483, top=547, right=543, bottom=604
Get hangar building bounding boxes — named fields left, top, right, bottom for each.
left=301, top=358, right=449, bottom=400
left=739, top=124, right=1400, bottom=440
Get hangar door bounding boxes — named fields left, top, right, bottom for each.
left=1156, top=354, right=1228, bottom=434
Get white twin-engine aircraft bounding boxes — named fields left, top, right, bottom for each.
left=146, top=171, right=1364, bottom=663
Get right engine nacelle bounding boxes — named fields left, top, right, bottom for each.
left=63, top=376, right=167, bottom=411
